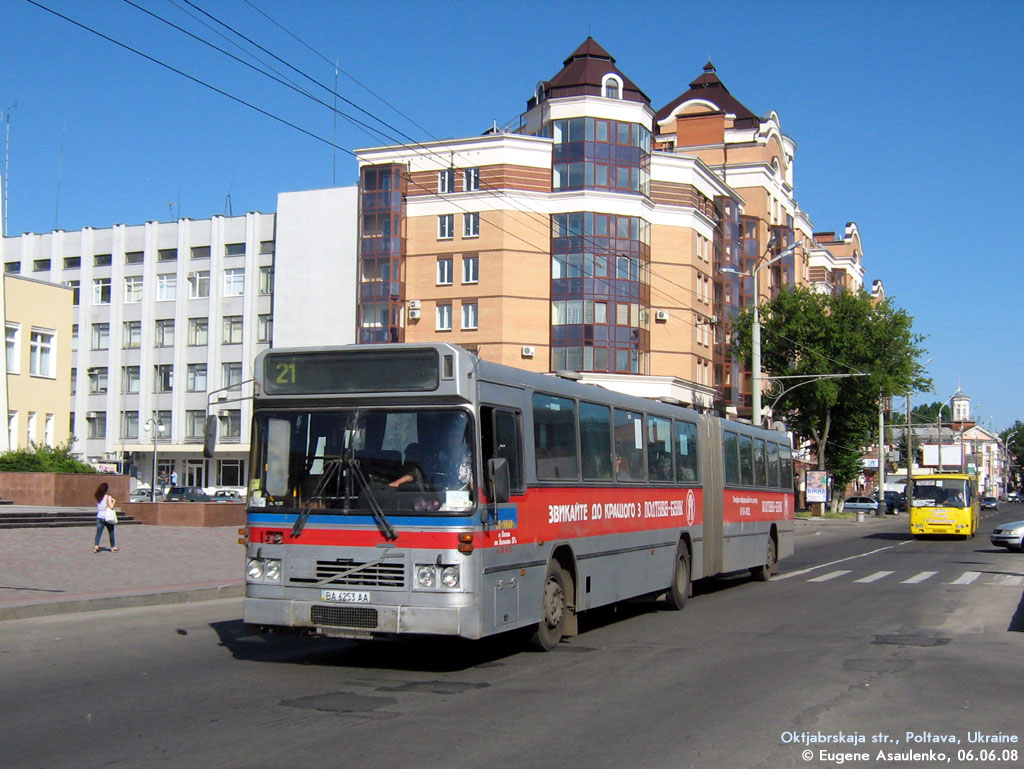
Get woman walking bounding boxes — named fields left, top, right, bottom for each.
left=94, top=482, right=118, bottom=553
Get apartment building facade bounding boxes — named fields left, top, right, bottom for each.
left=2, top=213, right=276, bottom=487
left=355, top=39, right=869, bottom=414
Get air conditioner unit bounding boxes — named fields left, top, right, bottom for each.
left=218, top=409, right=232, bottom=417
left=708, top=314, right=718, bottom=324
left=86, top=411, right=99, bottom=419
left=654, top=310, right=670, bottom=321
left=522, top=346, right=536, bottom=357
left=408, top=308, right=421, bottom=320
left=408, top=299, right=421, bottom=309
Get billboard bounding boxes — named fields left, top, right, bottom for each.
left=922, top=444, right=964, bottom=469
left=806, top=471, right=830, bottom=503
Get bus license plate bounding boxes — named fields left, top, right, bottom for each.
left=321, top=589, right=371, bottom=604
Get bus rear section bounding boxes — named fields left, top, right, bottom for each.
left=909, top=473, right=979, bottom=538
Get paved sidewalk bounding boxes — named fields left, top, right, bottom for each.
left=0, top=511, right=245, bottom=621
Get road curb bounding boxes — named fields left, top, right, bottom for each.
left=0, top=583, right=245, bottom=622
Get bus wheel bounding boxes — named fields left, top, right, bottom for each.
left=528, top=562, right=568, bottom=651
left=665, top=544, right=691, bottom=610
left=750, top=535, right=777, bottom=582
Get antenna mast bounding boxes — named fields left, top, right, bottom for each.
left=2, top=103, right=15, bottom=237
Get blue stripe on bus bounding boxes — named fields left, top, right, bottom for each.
left=248, top=512, right=483, bottom=527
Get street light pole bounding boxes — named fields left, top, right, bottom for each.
left=143, top=418, right=165, bottom=502
left=722, top=240, right=801, bottom=426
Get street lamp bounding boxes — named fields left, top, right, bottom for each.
left=721, top=239, right=802, bottom=426
left=143, top=418, right=165, bottom=501
left=936, top=402, right=949, bottom=471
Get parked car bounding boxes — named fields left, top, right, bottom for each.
left=882, top=490, right=906, bottom=515
left=212, top=489, right=242, bottom=501
left=990, top=520, right=1024, bottom=551
left=130, top=488, right=163, bottom=502
left=981, top=496, right=999, bottom=510
left=843, top=495, right=881, bottom=514
left=164, top=486, right=213, bottom=502
left=1006, top=491, right=1022, bottom=503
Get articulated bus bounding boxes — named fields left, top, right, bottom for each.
left=241, top=343, right=794, bottom=649
left=908, top=472, right=980, bottom=539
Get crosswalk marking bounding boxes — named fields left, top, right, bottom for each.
left=989, top=574, right=1024, bottom=587
left=901, top=571, right=938, bottom=584
left=949, top=571, right=981, bottom=585
left=807, top=570, right=852, bottom=582
left=854, top=570, right=894, bottom=583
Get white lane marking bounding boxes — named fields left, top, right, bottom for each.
left=948, top=571, right=981, bottom=585
left=854, top=570, right=894, bottom=583
left=989, top=574, right=1024, bottom=587
left=774, top=543, right=906, bottom=581
left=901, top=571, right=938, bottom=584
left=807, top=570, right=852, bottom=582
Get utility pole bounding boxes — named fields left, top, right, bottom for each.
left=877, top=397, right=885, bottom=515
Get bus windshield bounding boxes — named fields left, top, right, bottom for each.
left=250, top=408, right=475, bottom=516
left=911, top=478, right=968, bottom=507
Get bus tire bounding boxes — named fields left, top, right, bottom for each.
left=528, top=562, right=569, bottom=651
left=665, top=544, right=691, bottom=610
left=750, top=534, right=777, bottom=582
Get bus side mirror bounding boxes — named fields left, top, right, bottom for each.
left=486, top=458, right=510, bottom=505
left=203, top=415, right=218, bottom=459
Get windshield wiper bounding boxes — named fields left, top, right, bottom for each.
left=290, top=456, right=397, bottom=541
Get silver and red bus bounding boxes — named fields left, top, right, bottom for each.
left=241, top=343, right=794, bottom=649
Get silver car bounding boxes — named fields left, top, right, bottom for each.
left=842, top=496, right=881, bottom=514
left=990, top=521, right=1024, bottom=551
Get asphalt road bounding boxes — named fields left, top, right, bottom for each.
left=3, top=509, right=1023, bottom=769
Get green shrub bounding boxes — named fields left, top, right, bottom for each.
left=0, top=441, right=96, bottom=473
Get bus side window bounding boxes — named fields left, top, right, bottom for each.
left=533, top=394, right=579, bottom=480
left=723, top=431, right=740, bottom=486
left=482, top=406, right=523, bottom=493
left=675, top=420, right=698, bottom=483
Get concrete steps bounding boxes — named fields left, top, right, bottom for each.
left=0, top=510, right=143, bottom=529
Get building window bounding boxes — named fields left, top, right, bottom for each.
left=124, top=251, right=143, bottom=264
left=438, top=214, right=454, bottom=240
left=45, top=414, right=54, bottom=447
left=259, top=240, right=275, bottom=255
left=33, top=259, right=50, bottom=272
left=438, top=169, right=454, bottom=193
left=71, top=324, right=78, bottom=351
left=462, top=255, right=478, bottom=284
left=222, top=362, right=243, bottom=390
left=436, top=257, right=453, bottom=286
left=157, top=248, right=177, bottom=262
left=64, top=280, right=80, bottom=306
left=122, top=411, right=139, bottom=440
left=94, top=253, right=113, bottom=267
left=124, top=275, right=144, bottom=303
left=122, top=366, right=140, bottom=394
left=464, top=167, right=480, bottom=191
left=217, top=459, right=244, bottom=486
left=88, top=367, right=108, bottom=394
left=436, top=303, right=452, bottom=331
left=603, top=76, right=620, bottom=99
left=187, top=363, right=207, bottom=392
left=223, top=268, right=245, bottom=296
left=191, top=245, right=211, bottom=260
left=28, top=329, right=55, bottom=377
left=123, top=320, right=142, bottom=349
left=156, top=273, right=177, bottom=301
left=87, top=412, right=106, bottom=439
left=93, top=278, right=112, bottom=304
left=461, top=302, right=478, bottom=330
left=257, top=314, right=273, bottom=344
left=225, top=243, right=246, bottom=257
left=188, top=270, right=210, bottom=298
left=154, top=364, right=174, bottom=393
left=463, top=212, right=479, bottom=238
left=5, top=324, right=19, bottom=373
left=219, top=409, right=242, bottom=439
left=91, top=323, right=109, bottom=350
left=64, top=256, right=81, bottom=269
left=188, top=317, right=208, bottom=346
left=156, top=410, right=173, bottom=440
left=258, top=266, right=274, bottom=295
left=154, top=319, right=175, bottom=347
left=223, top=316, right=243, bottom=344
left=186, top=410, right=206, bottom=440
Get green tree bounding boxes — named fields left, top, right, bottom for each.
left=1000, top=421, right=1024, bottom=491
left=733, top=287, right=929, bottom=499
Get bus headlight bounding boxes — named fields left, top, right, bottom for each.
left=441, top=565, right=460, bottom=588
left=416, top=565, right=436, bottom=588
left=247, top=558, right=264, bottom=580
left=264, top=559, right=282, bottom=582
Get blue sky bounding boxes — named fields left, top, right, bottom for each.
left=3, top=0, right=1022, bottom=431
